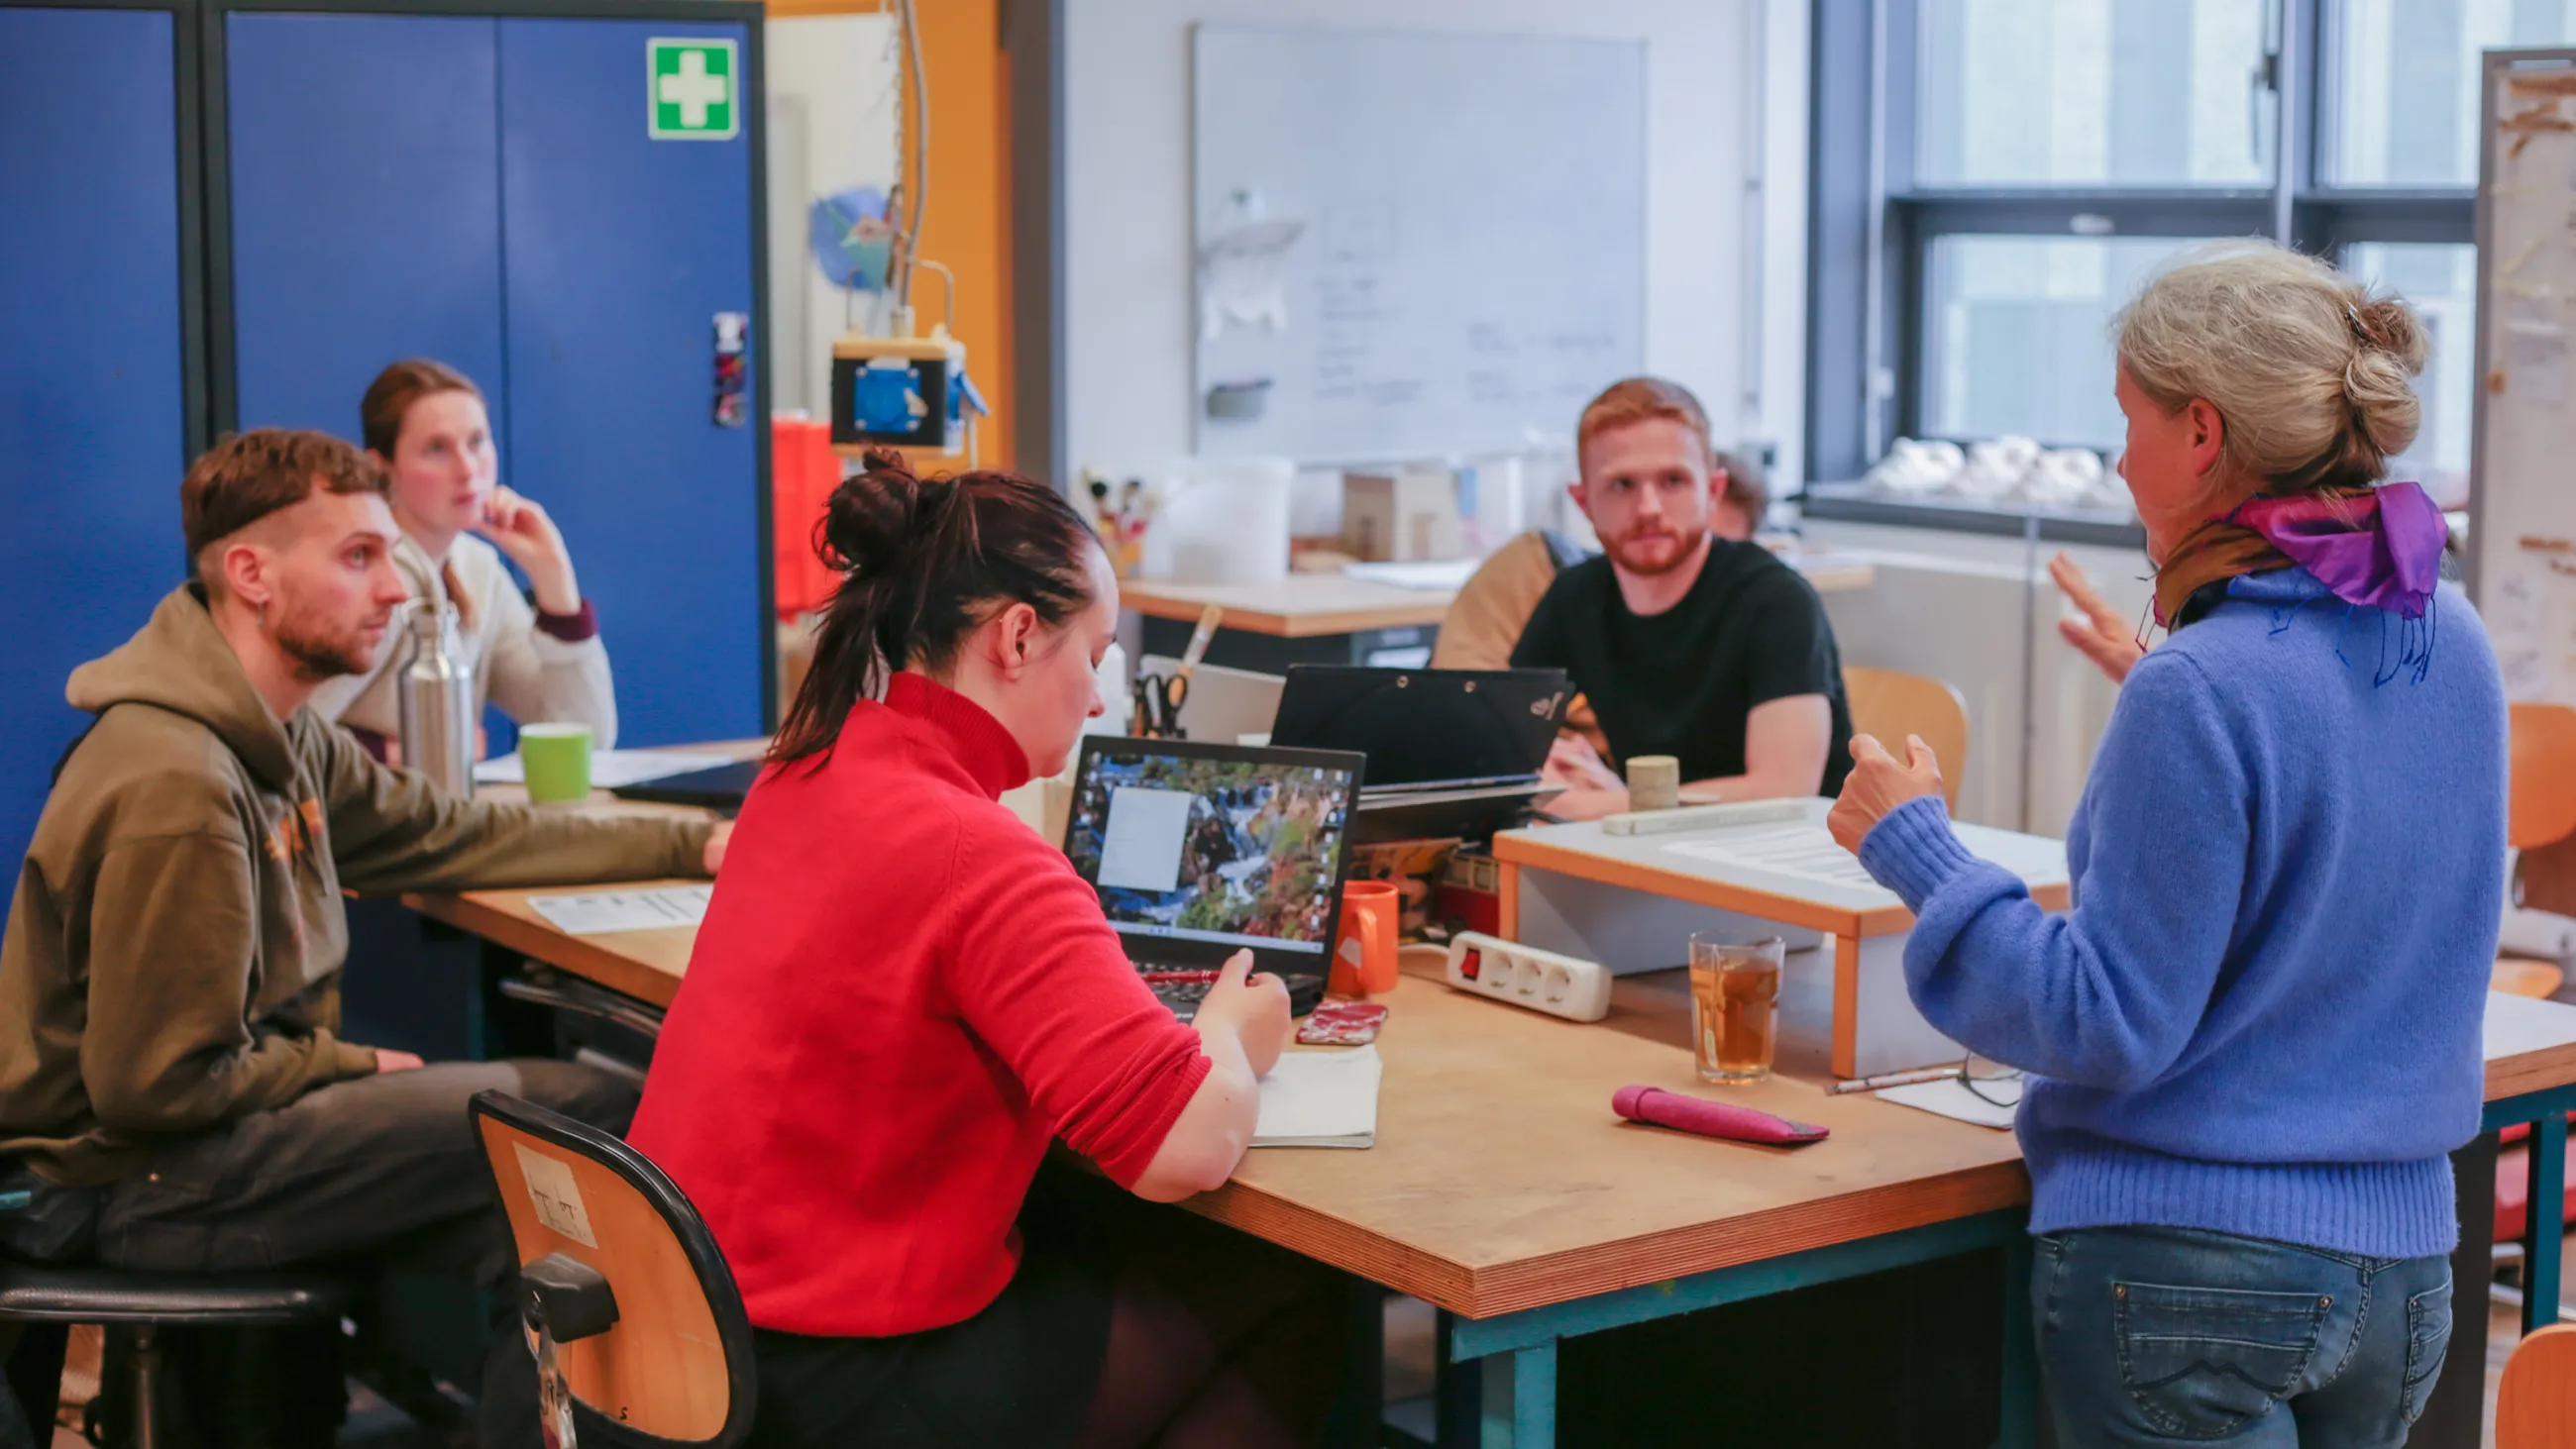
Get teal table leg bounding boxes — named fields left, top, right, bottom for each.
left=1479, top=1341, right=1555, bottom=1449
left=2528, top=1111, right=2567, bottom=1336
left=1997, top=1231, right=2038, bottom=1449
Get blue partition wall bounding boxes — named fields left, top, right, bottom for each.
left=1, top=5, right=192, bottom=868
left=221, top=5, right=767, bottom=748
left=498, top=16, right=763, bottom=746
left=223, top=12, right=507, bottom=443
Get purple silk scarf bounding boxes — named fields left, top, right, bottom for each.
left=2230, top=479, right=2445, bottom=619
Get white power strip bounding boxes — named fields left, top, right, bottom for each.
left=1443, top=932, right=1612, bottom=1022
left=1600, top=798, right=1808, bottom=836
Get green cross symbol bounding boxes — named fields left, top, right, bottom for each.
left=649, top=39, right=737, bottom=141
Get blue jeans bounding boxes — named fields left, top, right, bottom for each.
left=2033, top=1226, right=2454, bottom=1447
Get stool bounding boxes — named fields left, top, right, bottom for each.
left=0, top=1258, right=352, bottom=1448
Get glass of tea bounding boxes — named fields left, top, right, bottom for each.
left=1688, top=931, right=1783, bottom=1084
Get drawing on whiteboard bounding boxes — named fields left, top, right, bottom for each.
left=1198, top=191, right=1307, bottom=343
left=1191, top=26, right=1644, bottom=461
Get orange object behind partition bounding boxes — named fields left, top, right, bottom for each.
left=772, top=417, right=840, bottom=622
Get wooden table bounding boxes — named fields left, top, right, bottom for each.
left=1120, top=550, right=1878, bottom=678
left=410, top=859, right=2576, bottom=1449
left=1121, top=552, right=1878, bottom=639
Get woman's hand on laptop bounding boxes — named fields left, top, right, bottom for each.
left=1198, top=949, right=1291, bottom=1079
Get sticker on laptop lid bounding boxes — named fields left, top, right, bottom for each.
left=514, top=1143, right=598, bottom=1249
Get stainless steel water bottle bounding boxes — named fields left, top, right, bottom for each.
left=394, top=603, right=476, bottom=796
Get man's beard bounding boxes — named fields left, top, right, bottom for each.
left=1606, top=525, right=1704, bottom=577
left=273, top=601, right=386, bottom=682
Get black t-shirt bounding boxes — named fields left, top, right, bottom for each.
left=1511, top=540, right=1855, bottom=795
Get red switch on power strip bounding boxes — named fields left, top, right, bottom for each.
left=1459, top=948, right=1481, bottom=981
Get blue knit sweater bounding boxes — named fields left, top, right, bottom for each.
left=1857, top=567, right=2506, bottom=1258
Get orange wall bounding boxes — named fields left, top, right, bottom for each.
left=760, top=0, right=1015, bottom=468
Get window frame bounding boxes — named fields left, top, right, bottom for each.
left=1808, top=0, right=2477, bottom=486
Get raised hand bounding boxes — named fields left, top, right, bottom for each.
left=2050, top=551, right=2146, bottom=685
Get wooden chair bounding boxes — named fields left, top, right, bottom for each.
left=469, top=1091, right=755, bottom=1448
left=2513, top=702, right=2576, bottom=853
left=2498, top=1323, right=2576, bottom=1449
left=1842, top=667, right=1970, bottom=809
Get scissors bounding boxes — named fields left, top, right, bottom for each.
left=1130, top=604, right=1223, bottom=739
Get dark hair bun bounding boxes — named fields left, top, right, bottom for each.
left=820, top=447, right=945, bottom=574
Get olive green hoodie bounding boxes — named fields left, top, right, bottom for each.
left=0, top=586, right=712, bottom=1186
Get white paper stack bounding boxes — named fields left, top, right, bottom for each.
left=1875, top=1075, right=2020, bottom=1130
left=525, top=884, right=712, bottom=936
left=1252, top=1046, right=1382, bottom=1149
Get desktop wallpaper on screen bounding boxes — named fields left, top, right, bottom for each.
left=1065, top=751, right=1349, bottom=951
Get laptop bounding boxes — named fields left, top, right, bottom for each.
left=609, top=759, right=764, bottom=813
left=1267, top=666, right=1568, bottom=794
left=1061, top=737, right=1365, bottom=1022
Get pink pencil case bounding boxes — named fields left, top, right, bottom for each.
left=1613, top=1085, right=1830, bottom=1145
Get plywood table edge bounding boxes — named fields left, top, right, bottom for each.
left=1490, top=836, right=1887, bottom=936
left=1184, top=1182, right=1478, bottom=1311
left=2487, top=1040, right=2576, bottom=1102
left=1187, top=1158, right=2030, bottom=1320
left=1492, top=836, right=2067, bottom=936
left=1455, top=1159, right=2032, bottom=1319
left=402, top=889, right=686, bottom=1010
left=1120, top=589, right=1448, bottom=638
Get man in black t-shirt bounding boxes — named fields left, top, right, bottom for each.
left=1512, top=377, right=1853, bottom=819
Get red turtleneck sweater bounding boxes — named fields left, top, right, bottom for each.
left=629, top=674, right=1212, bottom=1336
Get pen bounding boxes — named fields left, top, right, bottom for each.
left=1827, top=1066, right=1959, bottom=1095
left=1140, top=970, right=1222, bottom=985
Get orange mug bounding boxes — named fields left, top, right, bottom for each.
left=1331, top=880, right=1401, bottom=995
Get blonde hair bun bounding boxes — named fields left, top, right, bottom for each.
left=2117, top=240, right=2426, bottom=495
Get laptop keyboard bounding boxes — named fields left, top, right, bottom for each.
left=1133, top=963, right=1215, bottom=1022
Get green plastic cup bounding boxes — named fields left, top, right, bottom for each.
left=519, top=723, right=594, bottom=805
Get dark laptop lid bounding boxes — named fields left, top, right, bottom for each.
left=607, top=759, right=765, bottom=812
left=1060, top=736, right=1365, bottom=978
left=1268, top=667, right=1568, bottom=790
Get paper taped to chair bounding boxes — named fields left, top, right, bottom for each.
left=515, top=1143, right=599, bottom=1248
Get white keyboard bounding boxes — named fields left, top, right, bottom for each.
left=1600, top=798, right=1808, bottom=836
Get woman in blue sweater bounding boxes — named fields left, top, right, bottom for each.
left=1830, top=240, right=2505, bottom=1448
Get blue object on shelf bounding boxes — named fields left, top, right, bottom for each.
left=808, top=185, right=893, bottom=292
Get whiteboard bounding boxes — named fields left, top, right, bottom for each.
left=1191, top=25, right=1646, bottom=465
left=2470, top=48, right=2576, bottom=707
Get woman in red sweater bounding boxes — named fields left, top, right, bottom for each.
left=629, top=453, right=1337, bottom=1448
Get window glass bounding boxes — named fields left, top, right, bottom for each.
left=2333, top=0, right=2576, bottom=186
left=1916, top=0, right=2274, bottom=186
left=1920, top=236, right=2212, bottom=447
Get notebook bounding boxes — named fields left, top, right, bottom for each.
left=1252, top=1046, right=1383, bottom=1149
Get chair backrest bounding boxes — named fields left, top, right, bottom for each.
left=469, top=1090, right=754, bottom=1448
left=1432, top=531, right=1567, bottom=671
left=2512, top=702, right=2576, bottom=851
left=2499, top=1322, right=2576, bottom=1449
left=1842, top=667, right=1970, bottom=809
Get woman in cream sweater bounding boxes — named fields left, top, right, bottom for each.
left=315, top=359, right=616, bottom=758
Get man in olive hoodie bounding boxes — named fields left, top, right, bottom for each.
left=0, top=429, right=728, bottom=1444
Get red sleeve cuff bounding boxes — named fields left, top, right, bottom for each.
left=1087, top=1044, right=1215, bottom=1190
left=534, top=598, right=598, bottom=643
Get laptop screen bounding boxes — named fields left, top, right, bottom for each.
left=1064, top=740, right=1361, bottom=960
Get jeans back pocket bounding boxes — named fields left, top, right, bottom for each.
left=2400, top=1276, right=2453, bottom=1425
left=2114, top=1281, right=2330, bottom=1439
